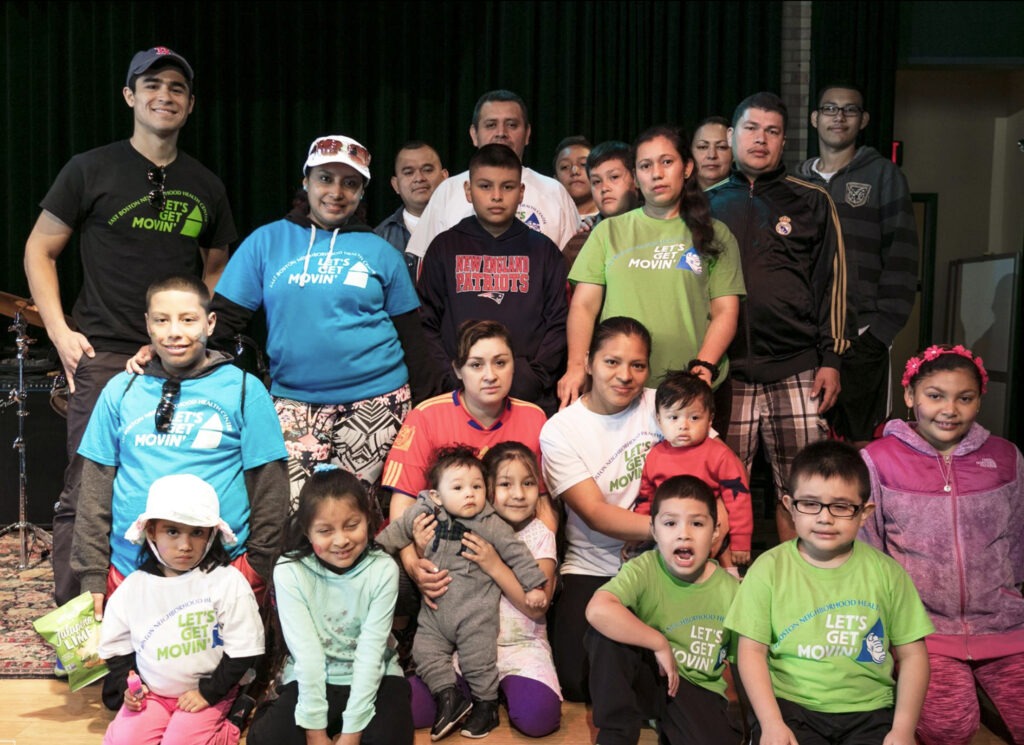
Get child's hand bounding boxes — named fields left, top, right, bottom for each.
left=305, top=729, right=334, bottom=745
left=524, top=587, right=548, bottom=610
left=125, top=343, right=154, bottom=374
left=882, top=725, right=915, bottom=745
left=759, top=721, right=800, bottom=745
left=652, top=638, right=679, bottom=698
left=731, top=549, right=751, bottom=566
left=460, top=532, right=500, bottom=574
left=411, top=511, right=437, bottom=558
left=123, top=679, right=149, bottom=712
left=176, top=689, right=211, bottom=713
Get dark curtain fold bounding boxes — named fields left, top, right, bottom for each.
left=2, top=0, right=782, bottom=307
left=808, top=0, right=900, bottom=158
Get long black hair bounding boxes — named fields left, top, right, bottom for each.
left=633, top=124, right=721, bottom=258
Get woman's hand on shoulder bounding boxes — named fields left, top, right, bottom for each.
left=176, top=689, right=210, bottom=713
left=557, top=367, right=586, bottom=409
left=125, top=344, right=155, bottom=374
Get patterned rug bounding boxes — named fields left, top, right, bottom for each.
left=0, top=532, right=58, bottom=678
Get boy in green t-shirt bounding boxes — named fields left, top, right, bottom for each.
left=585, top=475, right=741, bottom=745
left=725, top=440, right=932, bottom=745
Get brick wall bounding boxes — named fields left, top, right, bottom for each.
left=781, top=1, right=812, bottom=170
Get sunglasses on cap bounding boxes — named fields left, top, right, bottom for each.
left=309, top=138, right=372, bottom=168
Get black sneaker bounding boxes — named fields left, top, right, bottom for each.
left=431, top=687, right=473, bottom=741
left=227, top=693, right=257, bottom=731
left=460, top=699, right=499, bottom=738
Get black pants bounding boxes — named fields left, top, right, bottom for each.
left=585, top=628, right=742, bottom=745
left=247, top=676, right=413, bottom=745
left=549, top=573, right=609, bottom=702
left=752, top=698, right=894, bottom=745
left=52, top=351, right=130, bottom=606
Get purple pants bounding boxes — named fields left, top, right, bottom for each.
left=409, top=673, right=561, bottom=737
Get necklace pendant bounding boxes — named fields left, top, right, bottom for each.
left=943, top=484, right=952, bottom=493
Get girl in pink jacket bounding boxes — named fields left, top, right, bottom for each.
left=859, top=344, right=1023, bottom=745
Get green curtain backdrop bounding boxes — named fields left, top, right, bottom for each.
left=2, top=0, right=783, bottom=308
left=808, top=1, right=900, bottom=159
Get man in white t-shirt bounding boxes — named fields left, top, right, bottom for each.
left=404, top=89, right=580, bottom=267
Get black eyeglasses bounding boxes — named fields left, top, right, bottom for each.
left=155, top=379, right=180, bottom=433
left=818, top=104, right=863, bottom=118
left=791, top=499, right=863, bottom=519
left=147, top=166, right=166, bottom=211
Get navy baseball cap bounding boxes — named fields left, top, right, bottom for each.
left=126, top=46, right=194, bottom=87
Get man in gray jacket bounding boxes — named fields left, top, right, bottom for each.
left=798, top=83, right=919, bottom=447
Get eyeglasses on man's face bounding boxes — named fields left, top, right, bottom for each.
left=818, top=104, right=863, bottom=118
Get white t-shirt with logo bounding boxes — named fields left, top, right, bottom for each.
left=98, top=564, right=264, bottom=697
left=540, top=388, right=662, bottom=576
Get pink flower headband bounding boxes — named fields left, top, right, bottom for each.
left=901, top=344, right=988, bottom=393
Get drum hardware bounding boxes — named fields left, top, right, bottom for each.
left=0, top=310, right=53, bottom=568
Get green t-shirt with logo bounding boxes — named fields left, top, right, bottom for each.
left=600, top=550, right=739, bottom=697
left=569, top=209, right=745, bottom=385
left=725, top=540, right=934, bottom=713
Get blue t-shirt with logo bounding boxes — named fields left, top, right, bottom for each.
left=214, top=219, right=420, bottom=404
left=79, top=364, right=287, bottom=577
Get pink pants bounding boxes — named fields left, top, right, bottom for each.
left=916, top=651, right=1024, bottom=745
left=102, top=688, right=239, bottom=745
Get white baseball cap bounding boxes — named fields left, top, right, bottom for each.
left=125, top=474, right=237, bottom=546
left=303, top=135, right=372, bottom=182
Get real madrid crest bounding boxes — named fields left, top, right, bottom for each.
left=775, top=216, right=792, bottom=236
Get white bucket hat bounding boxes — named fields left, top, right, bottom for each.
left=125, top=474, right=237, bottom=546
left=303, top=134, right=372, bottom=182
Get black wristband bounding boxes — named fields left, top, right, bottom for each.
left=686, top=358, right=720, bottom=382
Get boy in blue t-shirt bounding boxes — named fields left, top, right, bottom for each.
left=725, top=440, right=932, bottom=745
left=72, top=274, right=288, bottom=619
left=585, top=475, right=742, bottom=745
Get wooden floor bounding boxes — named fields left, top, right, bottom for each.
left=0, top=678, right=1008, bottom=744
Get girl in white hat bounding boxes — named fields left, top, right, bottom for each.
left=98, top=474, right=265, bottom=745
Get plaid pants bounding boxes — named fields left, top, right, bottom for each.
left=721, top=369, right=829, bottom=501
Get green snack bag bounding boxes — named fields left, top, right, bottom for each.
left=33, top=591, right=109, bottom=691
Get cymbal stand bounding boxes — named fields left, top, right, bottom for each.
left=0, top=311, right=52, bottom=569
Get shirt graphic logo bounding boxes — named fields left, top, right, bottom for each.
left=343, top=261, right=370, bottom=288
left=455, top=254, right=530, bottom=294
left=516, top=202, right=547, bottom=232
left=845, top=182, right=871, bottom=207
left=856, top=619, right=886, bottom=664
left=627, top=242, right=687, bottom=271
left=192, top=414, right=224, bottom=449
left=675, top=247, right=704, bottom=275
left=775, top=216, right=792, bottom=235
left=478, top=292, right=505, bottom=304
